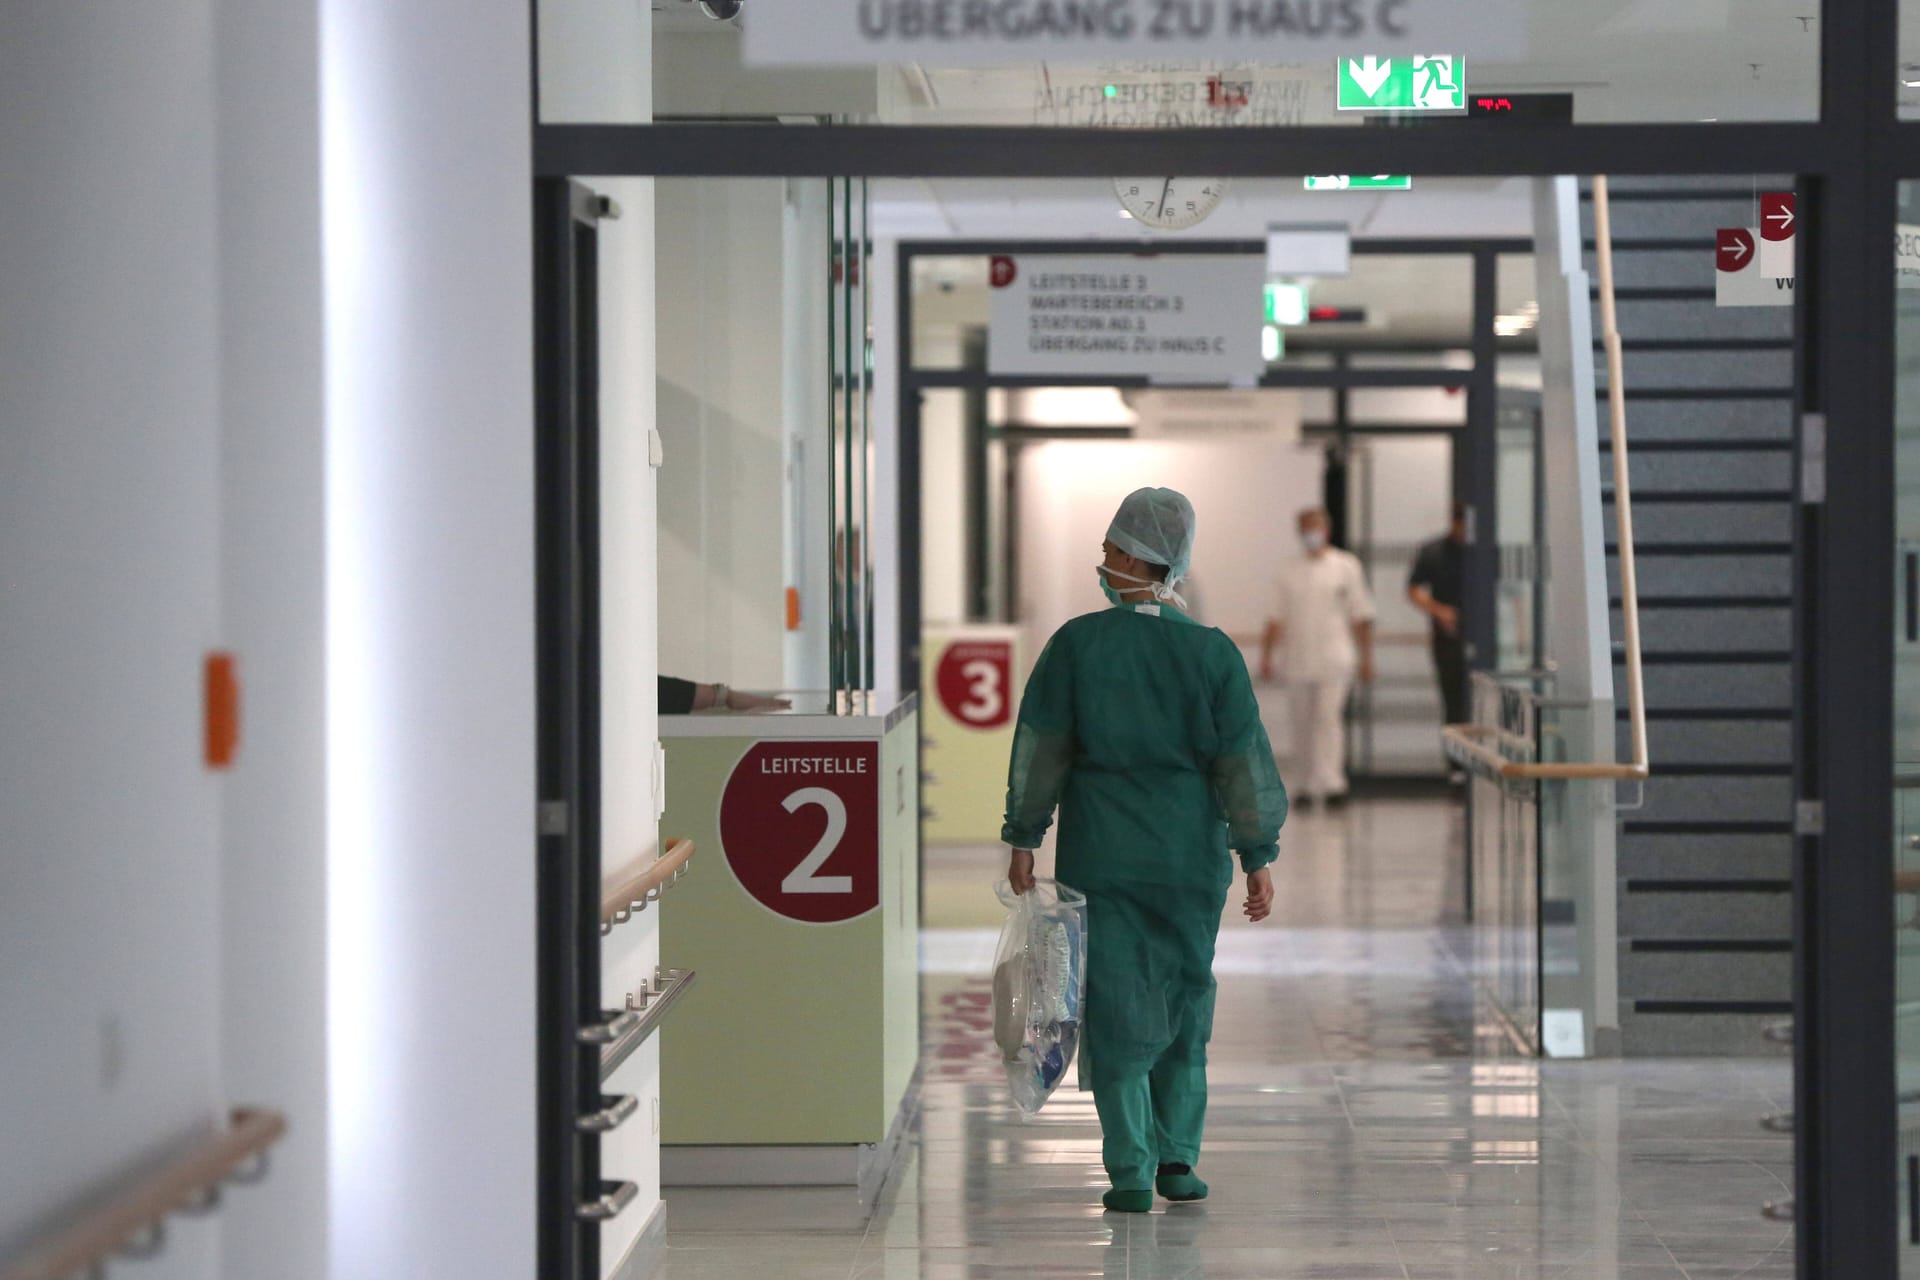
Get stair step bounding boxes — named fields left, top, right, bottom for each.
left=1598, top=346, right=1795, bottom=391
left=1618, top=831, right=1792, bottom=880
left=1599, top=396, right=1793, bottom=442
left=1618, top=720, right=1792, bottom=770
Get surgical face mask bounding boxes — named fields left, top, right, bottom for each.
left=1098, top=569, right=1126, bottom=606
left=1301, top=529, right=1328, bottom=552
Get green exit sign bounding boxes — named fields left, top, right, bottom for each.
left=1265, top=282, right=1308, bottom=326
left=1305, top=175, right=1414, bottom=192
left=1336, top=56, right=1465, bottom=111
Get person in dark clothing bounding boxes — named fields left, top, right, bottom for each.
left=657, top=677, right=791, bottom=714
left=1407, top=506, right=1469, bottom=730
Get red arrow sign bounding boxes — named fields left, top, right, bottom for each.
left=1761, top=192, right=1796, bottom=242
left=1716, top=228, right=1755, bottom=274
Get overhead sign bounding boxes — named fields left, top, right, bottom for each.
left=1716, top=228, right=1793, bottom=308
left=1760, top=192, right=1796, bottom=278
left=744, top=3, right=1526, bottom=67
left=1336, top=55, right=1465, bottom=111
left=988, top=254, right=1263, bottom=382
left=719, top=741, right=881, bottom=925
left=1305, top=174, right=1413, bottom=191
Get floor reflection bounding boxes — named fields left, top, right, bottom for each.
left=658, top=796, right=1794, bottom=1279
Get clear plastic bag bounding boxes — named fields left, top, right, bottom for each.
left=991, top=877, right=1088, bottom=1116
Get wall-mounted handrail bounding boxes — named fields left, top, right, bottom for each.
left=1441, top=175, right=1650, bottom=785
left=0, top=1107, right=286, bottom=1280
left=600, top=837, right=695, bottom=934
left=600, top=967, right=698, bottom=1082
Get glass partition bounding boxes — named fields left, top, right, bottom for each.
left=830, top=176, right=877, bottom=702
left=1452, top=670, right=1615, bottom=1058
left=648, top=13, right=1823, bottom=126
left=653, top=177, right=877, bottom=713
left=1496, top=392, right=1544, bottom=673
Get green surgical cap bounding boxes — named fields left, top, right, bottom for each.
left=1106, top=487, right=1196, bottom=584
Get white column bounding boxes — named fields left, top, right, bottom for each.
left=322, top=5, right=539, bottom=1275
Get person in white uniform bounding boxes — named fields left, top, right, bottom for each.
left=1259, top=508, right=1376, bottom=804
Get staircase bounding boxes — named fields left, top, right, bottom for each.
left=1584, top=178, right=1798, bottom=1055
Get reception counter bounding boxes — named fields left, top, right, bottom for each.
left=657, top=693, right=920, bottom=1198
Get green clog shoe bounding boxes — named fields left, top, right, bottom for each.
left=1156, top=1164, right=1209, bottom=1202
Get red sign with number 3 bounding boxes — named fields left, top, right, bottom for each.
left=935, top=641, right=1013, bottom=730
left=719, top=742, right=881, bottom=925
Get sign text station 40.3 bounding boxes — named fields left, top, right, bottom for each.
left=742, top=1, right=1528, bottom=67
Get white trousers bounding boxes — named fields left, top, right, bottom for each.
left=1288, top=676, right=1353, bottom=799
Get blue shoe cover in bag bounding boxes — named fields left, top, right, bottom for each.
left=991, top=877, right=1088, bottom=1116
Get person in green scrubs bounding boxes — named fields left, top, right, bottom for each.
left=1003, top=487, right=1289, bottom=1213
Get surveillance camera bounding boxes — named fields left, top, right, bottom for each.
left=700, top=0, right=742, bottom=18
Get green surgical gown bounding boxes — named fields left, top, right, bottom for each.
left=1001, top=602, right=1288, bottom=1110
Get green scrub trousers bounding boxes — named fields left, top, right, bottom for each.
left=1003, top=602, right=1288, bottom=1192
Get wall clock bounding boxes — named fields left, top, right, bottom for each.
left=1113, top=177, right=1230, bottom=230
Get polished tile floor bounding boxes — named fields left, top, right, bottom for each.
left=658, top=795, right=1795, bottom=1279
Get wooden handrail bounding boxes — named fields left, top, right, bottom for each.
left=1, top=1107, right=286, bottom=1280
left=1442, top=176, right=1649, bottom=785
left=1593, top=175, right=1651, bottom=784
left=600, top=837, right=696, bottom=930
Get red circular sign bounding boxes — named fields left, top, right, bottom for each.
left=989, top=256, right=1018, bottom=289
left=719, top=742, right=880, bottom=925
left=935, top=641, right=1013, bottom=730
left=1716, top=228, right=1755, bottom=275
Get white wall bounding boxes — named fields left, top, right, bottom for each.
left=919, top=384, right=971, bottom=626
left=322, top=5, right=538, bottom=1277
left=0, top=8, right=226, bottom=1275
left=784, top=182, right=834, bottom=690
left=215, top=1, right=329, bottom=1276
left=1016, top=438, right=1325, bottom=650
left=656, top=180, right=789, bottom=693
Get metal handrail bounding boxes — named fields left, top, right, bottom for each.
left=600, top=837, right=695, bottom=934
left=0, top=1108, right=286, bottom=1280
left=1441, top=175, right=1651, bottom=785
left=600, top=967, right=699, bottom=1082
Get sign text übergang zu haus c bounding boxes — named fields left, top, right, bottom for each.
left=744, top=0, right=1527, bottom=66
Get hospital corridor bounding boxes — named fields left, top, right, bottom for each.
left=656, top=792, right=1793, bottom=1278
left=8, top=5, right=1912, bottom=1280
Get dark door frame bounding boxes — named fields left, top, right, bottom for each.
left=529, top=0, right=1907, bottom=1267
left=532, top=177, right=610, bottom=1280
